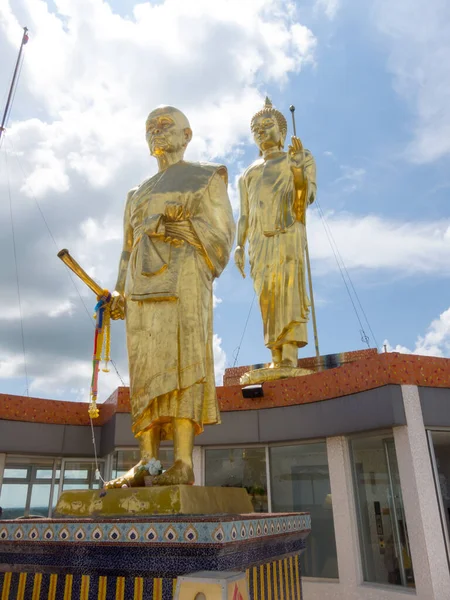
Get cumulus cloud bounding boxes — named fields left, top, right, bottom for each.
left=374, top=0, right=450, bottom=162
left=385, top=306, right=450, bottom=357
left=213, top=333, right=227, bottom=385
left=308, top=210, right=450, bottom=275
left=314, top=0, right=339, bottom=19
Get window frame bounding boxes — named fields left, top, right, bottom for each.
left=348, top=429, right=415, bottom=589
left=426, top=428, right=450, bottom=569
left=1, top=457, right=60, bottom=518
left=0, top=455, right=105, bottom=518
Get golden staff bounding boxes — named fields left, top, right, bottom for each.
left=289, top=105, right=321, bottom=364
left=57, top=249, right=104, bottom=296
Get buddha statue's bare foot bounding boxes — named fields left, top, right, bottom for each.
left=152, top=460, right=194, bottom=486
left=104, top=460, right=148, bottom=489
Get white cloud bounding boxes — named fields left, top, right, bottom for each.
left=2, top=0, right=317, bottom=188
left=374, top=0, right=450, bottom=163
left=385, top=306, right=450, bottom=357
left=213, top=333, right=227, bottom=385
left=308, top=210, right=450, bottom=275
left=333, top=165, right=366, bottom=193
left=315, top=0, right=339, bottom=19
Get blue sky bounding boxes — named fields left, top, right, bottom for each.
left=0, top=0, right=449, bottom=401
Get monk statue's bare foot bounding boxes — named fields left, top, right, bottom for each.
left=104, top=459, right=148, bottom=489
left=152, top=460, right=194, bottom=486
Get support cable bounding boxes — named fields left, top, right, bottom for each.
left=232, top=290, right=257, bottom=368
left=4, top=147, right=29, bottom=395
left=315, top=199, right=378, bottom=348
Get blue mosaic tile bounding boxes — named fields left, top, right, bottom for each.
left=0, top=513, right=310, bottom=546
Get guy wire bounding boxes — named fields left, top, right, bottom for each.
left=4, top=145, right=29, bottom=395
left=315, top=199, right=377, bottom=348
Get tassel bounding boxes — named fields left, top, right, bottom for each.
left=89, top=289, right=111, bottom=419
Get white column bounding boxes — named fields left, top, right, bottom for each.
left=327, top=436, right=363, bottom=590
left=394, top=385, right=450, bottom=600
left=192, top=446, right=203, bottom=486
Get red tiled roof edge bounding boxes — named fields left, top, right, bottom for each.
left=0, top=353, right=448, bottom=425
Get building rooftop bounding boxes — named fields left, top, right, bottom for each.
left=0, top=350, right=449, bottom=426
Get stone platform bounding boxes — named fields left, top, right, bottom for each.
left=0, top=512, right=310, bottom=600
left=55, top=485, right=253, bottom=518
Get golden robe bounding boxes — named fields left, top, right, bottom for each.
left=240, top=151, right=315, bottom=349
left=122, top=161, right=234, bottom=439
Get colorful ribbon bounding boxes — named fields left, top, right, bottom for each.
left=89, top=289, right=111, bottom=419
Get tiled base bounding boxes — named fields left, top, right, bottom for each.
left=0, top=556, right=302, bottom=600
left=0, top=513, right=309, bottom=599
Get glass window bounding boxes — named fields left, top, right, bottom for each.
left=270, top=443, right=338, bottom=579
left=205, top=448, right=267, bottom=512
left=3, top=468, right=29, bottom=479
left=350, top=434, right=415, bottom=588
left=0, top=483, right=28, bottom=519
left=61, top=461, right=103, bottom=491
left=29, top=484, right=52, bottom=517
left=428, top=430, right=450, bottom=559
left=111, top=448, right=174, bottom=479
left=0, top=458, right=101, bottom=519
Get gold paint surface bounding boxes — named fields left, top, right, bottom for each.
left=235, top=98, right=316, bottom=371
left=55, top=485, right=253, bottom=517
left=240, top=366, right=313, bottom=385
left=108, top=106, right=234, bottom=487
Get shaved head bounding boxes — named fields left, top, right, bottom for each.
left=146, top=105, right=191, bottom=131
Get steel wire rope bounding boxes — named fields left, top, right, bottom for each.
left=314, top=199, right=377, bottom=348
left=315, top=199, right=379, bottom=349
left=4, top=145, right=29, bottom=395
left=0, top=50, right=25, bottom=152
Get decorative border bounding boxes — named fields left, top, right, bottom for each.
left=0, top=514, right=310, bottom=545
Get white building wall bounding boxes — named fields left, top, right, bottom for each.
left=303, top=389, right=450, bottom=600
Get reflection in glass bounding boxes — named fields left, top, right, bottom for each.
left=36, top=469, right=54, bottom=479
left=205, top=448, right=267, bottom=512
left=3, top=468, right=28, bottom=479
left=351, top=434, right=415, bottom=588
left=61, top=461, right=102, bottom=491
left=112, top=448, right=174, bottom=479
left=429, top=430, right=450, bottom=559
left=270, top=443, right=338, bottom=578
left=29, top=484, right=51, bottom=517
left=0, top=484, right=28, bottom=519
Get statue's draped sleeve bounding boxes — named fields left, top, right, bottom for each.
left=115, top=187, right=136, bottom=294
left=190, top=170, right=235, bottom=278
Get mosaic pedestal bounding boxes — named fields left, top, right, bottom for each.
left=0, top=512, right=310, bottom=600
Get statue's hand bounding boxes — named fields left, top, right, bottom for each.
left=110, top=293, right=125, bottom=320
left=234, top=246, right=246, bottom=279
left=288, top=136, right=305, bottom=168
left=164, top=202, right=186, bottom=222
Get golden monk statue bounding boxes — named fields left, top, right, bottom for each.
left=106, top=106, right=235, bottom=487
left=235, top=98, right=316, bottom=383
